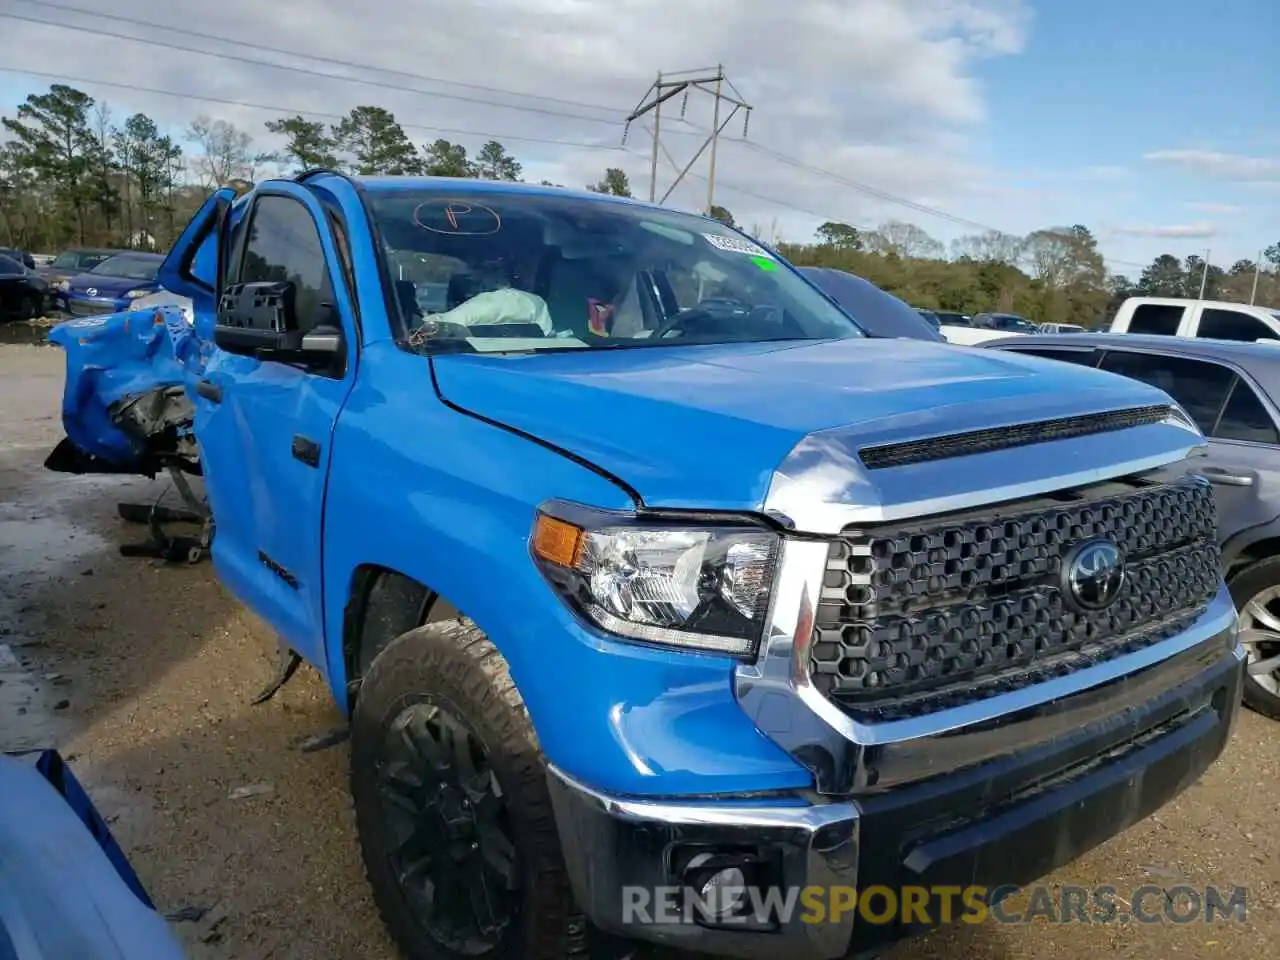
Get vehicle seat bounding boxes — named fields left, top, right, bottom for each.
left=543, top=256, right=616, bottom=339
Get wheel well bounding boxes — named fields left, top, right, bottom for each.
left=1228, top=536, right=1280, bottom=578
left=341, top=564, right=459, bottom=707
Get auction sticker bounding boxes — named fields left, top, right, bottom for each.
left=703, top=233, right=774, bottom=258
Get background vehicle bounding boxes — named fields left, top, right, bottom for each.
left=986, top=331, right=1280, bottom=719
left=45, top=173, right=1243, bottom=960
left=130, top=287, right=194, bottom=325
left=915, top=307, right=942, bottom=329
left=1110, top=296, right=1280, bottom=342
left=58, top=252, right=164, bottom=317
left=1039, top=322, right=1085, bottom=334
left=0, top=253, right=49, bottom=320
left=934, top=310, right=972, bottom=326
left=798, top=266, right=945, bottom=341
left=0, top=246, right=36, bottom=270
left=973, top=311, right=1039, bottom=333
left=37, top=247, right=128, bottom=290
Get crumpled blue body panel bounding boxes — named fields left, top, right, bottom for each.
left=48, top=307, right=208, bottom=468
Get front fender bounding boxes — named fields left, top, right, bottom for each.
left=321, top=344, right=812, bottom=798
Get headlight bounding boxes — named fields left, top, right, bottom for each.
left=532, top=506, right=779, bottom=656
left=124, top=289, right=150, bottom=299
left=57, top=280, right=69, bottom=292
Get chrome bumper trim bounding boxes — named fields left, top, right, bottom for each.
left=546, top=764, right=860, bottom=960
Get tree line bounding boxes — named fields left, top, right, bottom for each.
left=784, top=222, right=1280, bottom=326
left=1, top=83, right=1275, bottom=326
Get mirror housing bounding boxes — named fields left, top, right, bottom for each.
left=214, top=280, right=344, bottom=373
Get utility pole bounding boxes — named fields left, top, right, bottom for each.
left=623, top=67, right=752, bottom=214
left=1250, top=250, right=1262, bottom=305
left=1198, top=248, right=1211, bottom=300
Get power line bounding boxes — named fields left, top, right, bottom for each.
left=0, top=11, right=623, bottom=127
left=15, top=0, right=630, bottom=119
left=0, top=15, right=1157, bottom=272
left=0, top=67, right=627, bottom=152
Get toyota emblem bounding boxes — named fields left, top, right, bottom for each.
left=1062, top=538, right=1126, bottom=612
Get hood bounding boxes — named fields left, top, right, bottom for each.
left=66, top=273, right=158, bottom=298
left=430, top=338, right=1179, bottom=515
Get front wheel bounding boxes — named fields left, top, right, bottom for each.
left=350, top=619, right=590, bottom=960
left=1227, top=557, right=1280, bottom=720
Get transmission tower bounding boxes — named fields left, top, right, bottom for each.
left=623, top=66, right=752, bottom=213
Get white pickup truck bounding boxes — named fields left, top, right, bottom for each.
left=1111, top=296, right=1280, bottom=343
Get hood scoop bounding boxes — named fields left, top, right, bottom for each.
left=857, top=404, right=1173, bottom=470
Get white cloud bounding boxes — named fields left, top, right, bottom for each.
left=0, top=0, right=1032, bottom=243
left=1183, top=202, right=1242, bottom=214
left=1113, top=222, right=1218, bottom=239
left=1144, top=149, right=1280, bottom=182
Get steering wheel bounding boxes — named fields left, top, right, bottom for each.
left=648, top=297, right=756, bottom=340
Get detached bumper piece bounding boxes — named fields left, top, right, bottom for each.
left=548, top=638, right=1243, bottom=960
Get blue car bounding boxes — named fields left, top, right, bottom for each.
left=44, top=173, right=1242, bottom=960
left=58, top=252, right=164, bottom=317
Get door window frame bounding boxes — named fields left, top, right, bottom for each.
left=1094, top=346, right=1280, bottom=450
left=1189, top=303, right=1280, bottom=343
left=224, top=184, right=361, bottom=380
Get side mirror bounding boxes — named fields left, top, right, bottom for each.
left=214, top=281, right=344, bottom=373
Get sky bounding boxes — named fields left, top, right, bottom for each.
left=0, top=0, right=1276, bottom=278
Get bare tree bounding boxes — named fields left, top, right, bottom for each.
left=950, top=229, right=1025, bottom=265
left=865, top=220, right=945, bottom=259
left=1023, top=225, right=1105, bottom=289
left=186, top=115, right=255, bottom=188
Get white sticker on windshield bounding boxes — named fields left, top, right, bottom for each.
left=702, top=233, right=774, bottom=258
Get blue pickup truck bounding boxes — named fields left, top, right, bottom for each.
left=47, top=172, right=1244, bottom=960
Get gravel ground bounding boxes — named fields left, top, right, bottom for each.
left=1, top=341, right=1276, bottom=960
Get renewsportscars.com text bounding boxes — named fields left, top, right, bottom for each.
left=622, top=884, right=1248, bottom=927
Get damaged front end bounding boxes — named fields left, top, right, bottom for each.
left=45, top=307, right=213, bottom=563
left=44, top=307, right=206, bottom=478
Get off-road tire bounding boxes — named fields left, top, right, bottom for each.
left=350, top=618, right=590, bottom=960
left=1227, top=557, right=1280, bottom=721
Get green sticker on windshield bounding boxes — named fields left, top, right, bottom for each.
left=751, top=255, right=777, bottom=271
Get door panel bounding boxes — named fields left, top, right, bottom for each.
left=193, top=185, right=359, bottom=670
left=1202, top=379, right=1280, bottom=541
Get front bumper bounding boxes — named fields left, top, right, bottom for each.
left=65, top=295, right=128, bottom=318
left=548, top=608, right=1243, bottom=959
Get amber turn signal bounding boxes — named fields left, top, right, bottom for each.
left=532, top=515, right=584, bottom=568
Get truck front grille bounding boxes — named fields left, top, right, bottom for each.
left=811, top=473, right=1220, bottom=721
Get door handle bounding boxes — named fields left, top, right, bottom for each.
left=1202, top=467, right=1254, bottom=487
left=292, top=435, right=321, bottom=468
left=195, top=379, right=222, bottom=403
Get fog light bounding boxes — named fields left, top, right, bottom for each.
left=686, top=852, right=748, bottom=920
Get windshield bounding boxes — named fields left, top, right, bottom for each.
left=89, top=255, right=160, bottom=281
left=366, top=189, right=864, bottom=353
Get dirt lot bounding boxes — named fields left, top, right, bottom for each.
left=0, top=339, right=1276, bottom=960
